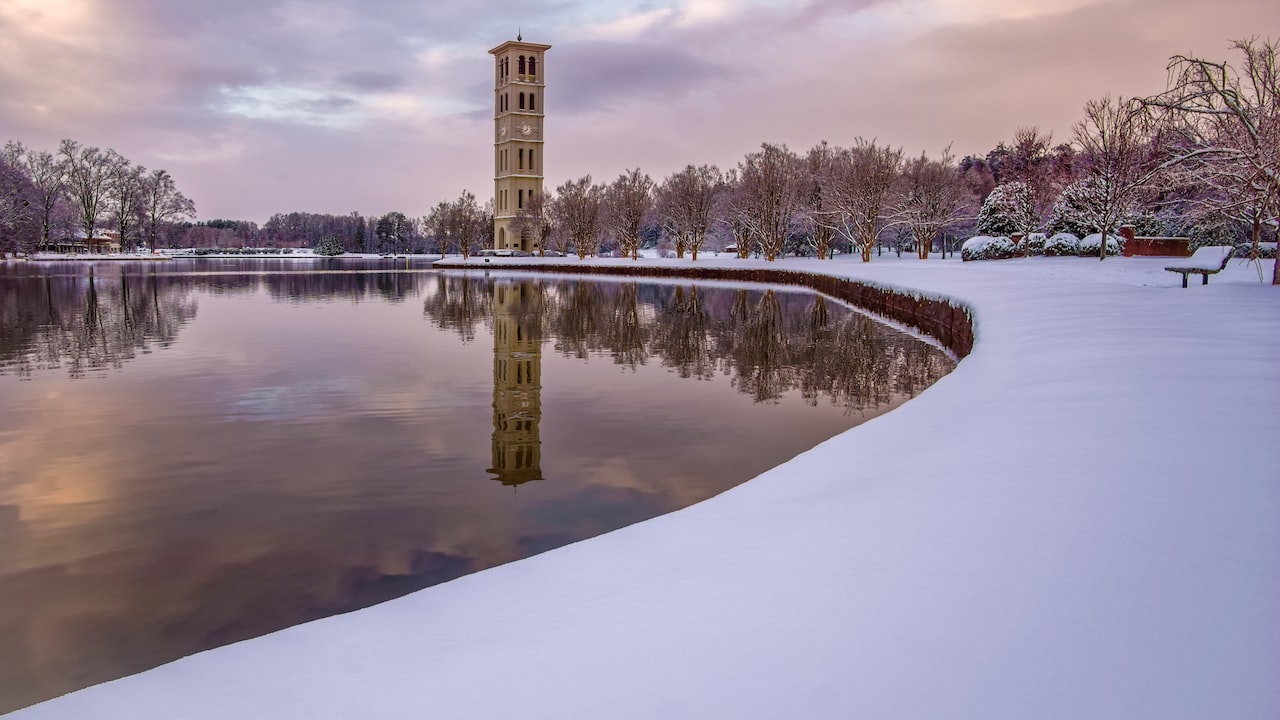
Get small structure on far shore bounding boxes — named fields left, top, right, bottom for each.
left=1118, top=226, right=1191, bottom=257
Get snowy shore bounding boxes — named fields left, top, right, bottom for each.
left=14, top=254, right=1279, bottom=720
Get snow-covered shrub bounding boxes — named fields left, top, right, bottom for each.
left=976, top=181, right=1040, bottom=237
left=961, top=235, right=1018, bottom=261
left=1079, top=233, right=1124, bottom=257
left=1021, top=232, right=1047, bottom=256
left=1043, top=232, right=1080, bottom=256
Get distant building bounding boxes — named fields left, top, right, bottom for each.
left=490, top=35, right=550, bottom=252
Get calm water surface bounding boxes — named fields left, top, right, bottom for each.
left=0, top=259, right=953, bottom=713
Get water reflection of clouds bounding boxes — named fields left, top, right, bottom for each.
left=225, top=378, right=362, bottom=421
left=0, top=268, right=954, bottom=714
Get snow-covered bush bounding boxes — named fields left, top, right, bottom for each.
left=976, top=181, right=1040, bottom=237
left=1021, top=232, right=1047, bottom=256
left=961, top=235, right=1018, bottom=261
left=1079, top=233, right=1124, bottom=257
left=1043, top=233, right=1080, bottom=256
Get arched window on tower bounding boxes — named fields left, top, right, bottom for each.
left=518, top=56, right=526, bottom=75
left=529, top=57, right=537, bottom=78
left=529, top=94, right=535, bottom=111
left=529, top=149, right=535, bottom=171
left=518, top=189, right=525, bottom=209
left=519, top=92, right=525, bottom=110
left=518, top=148, right=524, bottom=170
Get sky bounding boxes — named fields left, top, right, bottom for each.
left=2, top=0, right=1277, bottom=224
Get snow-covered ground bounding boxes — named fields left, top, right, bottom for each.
left=14, top=254, right=1279, bottom=720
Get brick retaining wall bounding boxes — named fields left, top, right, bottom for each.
left=438, top=262, right=974, bottom=358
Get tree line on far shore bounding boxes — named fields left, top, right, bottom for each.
left=501, top=38, right=1275, bottom=283
left=1, top=140, right=195, bottom=255
left=4, top=38, right=1275, bottom=282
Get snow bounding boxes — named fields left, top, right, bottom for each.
left=960, top=235, right=1001, bottom=252
left=1080, top=232, right=1123, bottom=256
left=960, top=235, right=1016, bottom=261
left=1044, top=232, right=1080, bottom=256
left=1166, top=245, right=1235, bottom=271
left=13, top=254, right=1280, bottom=720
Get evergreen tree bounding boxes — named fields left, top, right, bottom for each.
left=976, top=181, right=1039, bottom=237
left=314, top=234, right=344, bottom=256
left=1046, top=178, right=1106, bottom=238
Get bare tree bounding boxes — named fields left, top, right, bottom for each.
left=602, top=168, right=654, bottom=260
left=891, top=147, right=973, bottom=259
left=737, top=143, right=805, bottom=261
left=424, top=200, right=457, bottom=258
left=141, top=169, right=195, bottom=252
left=459, top=193, right=491, bottom=258
left=426, top=192, right=487, bottom=259
left=108, top=159, right=145, bottom=250
left=59, top=140, right=117, bottom=247
left=1073, top=95, right=1165, bottom=260
left=1142, top=38, right=1280, bottom=283
left=798, top=142, right=837, bottom=259
left=510, top=186, right=554, bottom=257
left=655, top=164, right=724, bottom=261
left=1004, top=126, right=1059, bottom=218
left=5, top=141, right=67, bottom=251
left=818, top=138, right=902, bottom=262
left=551, top=175, right=603, bottom=259
left=0, top=144, right=39, bottom=255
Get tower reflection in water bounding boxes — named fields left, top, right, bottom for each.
left=487, top=280, right=544, bottom=486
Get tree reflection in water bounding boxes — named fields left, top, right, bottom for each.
left=0, top=263, right=431, bottom=378
left=0, top=268, right=199, bottom=378
left=423, top=273, right=953, bottom=414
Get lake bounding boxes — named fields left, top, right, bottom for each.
left=0, top=258, right=954, bottom=712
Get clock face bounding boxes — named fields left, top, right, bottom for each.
left=499, top=126, right=507, bottom=137
left=520, top=123, right=533, bottom=137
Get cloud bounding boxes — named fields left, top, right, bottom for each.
left=1, top=0, right=1276, bottom=223
left=337, top=71, right=406, bottom=92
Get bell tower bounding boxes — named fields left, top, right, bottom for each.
left=490, top=35, right=551, bottom=252
left=487, top=279, right=543, bottom=486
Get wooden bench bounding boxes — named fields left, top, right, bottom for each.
left=1165, top=246, right=1234, bottom=288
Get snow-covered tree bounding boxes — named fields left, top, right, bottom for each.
left=5, top=141, right=67, bottom=251
left=141, top=169, right=195, bottom=251
left=1142, top=38, right=1280, bottom=283
left=891, top=148, right=974, bottom=260
left=976, top=180, right=1040, bottom=237
left=1072, top=95, right=1162, bottom=260
left=817, top=138, right=902, bottom=262
left=656, top=164, right=724, bottom=261
left=736, top=143, right=806, bottom=261
left=0, top=143, right=39, bottom=255
left=510, top=187, right=554, bottom=257
left=602, top=168, right=654, bottom=261
left=313, top=235, right=344, bottom=256
left=1046, top=178, right=1105, bottom=238
left=107, top=160, right=146, bottom=248
left=376, top=211, right=410, bottom=255
left=60, top=140, right=118, bottom=244
left=797, top=142, right=837, bottom=259
left=551, top=176, right=603, bottom=259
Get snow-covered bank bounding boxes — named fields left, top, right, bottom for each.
left=15, top=255, right=1279, bottom=720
